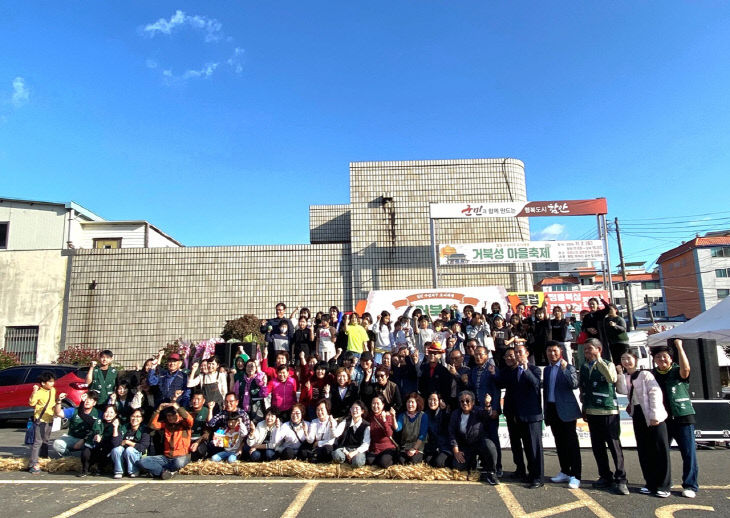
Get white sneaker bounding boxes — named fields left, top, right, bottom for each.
left=568, top=477, right=581, bottom=489
left=639, top=487, right=651, bottom=495
left=550, top=472, right=570, bottom=483
left=113, top=473, right=122, bottom=480
left=682, top=489, right=696, bottom=499
left=656, top=491, right=671, bottom=498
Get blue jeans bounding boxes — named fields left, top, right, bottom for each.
left=211, top=451, right=238, bottom=463
left=137, top=454, right=190, bottom=477
left=53, top=435, right=83, bottom=457
left=332, top=447, right=366, bottom=467
left=667, top=421, right=699, bottom=491
left=110, top=446, right=142, bottom=475
left=249, top=449, right=276, bottom=462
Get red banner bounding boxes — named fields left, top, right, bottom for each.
left=517, top=198, right=607, bottom=217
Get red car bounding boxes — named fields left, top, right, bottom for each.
left=0, top=364, right=88, bottom=425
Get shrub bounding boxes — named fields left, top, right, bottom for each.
left=221, top=315, right=264, bottom=344
left=56, top=345, right=102, bottom=367
left=0, top=349, right=21, bottom=370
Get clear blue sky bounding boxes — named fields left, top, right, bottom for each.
left=2, top=1, right=729, bottom=270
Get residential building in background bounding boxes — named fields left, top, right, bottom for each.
left=534, top=265, right=664, bottom=323
left=0, top=197, right=180, bottom=364
left=657, top=233, right=730, bottom=319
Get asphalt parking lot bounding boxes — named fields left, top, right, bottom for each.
left=1, top=421, right=728, bottom=518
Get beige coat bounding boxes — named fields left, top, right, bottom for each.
left=616, top=370, right=668, bottom=426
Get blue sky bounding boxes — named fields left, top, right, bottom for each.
left=2, top=1, right=729, bottom=271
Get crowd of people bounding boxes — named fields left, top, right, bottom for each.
left=27, top=300, right=699, bottom=499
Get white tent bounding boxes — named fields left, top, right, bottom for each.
left=647, top=296, right=730, bottom=348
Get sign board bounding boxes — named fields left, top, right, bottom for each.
left=507, top=290, right=609, bottom=313
left=364, top=286, right=509, bottom=319
left=430, top=198, right=608, bottom=219
left=439, top=240, right=604, bottom=265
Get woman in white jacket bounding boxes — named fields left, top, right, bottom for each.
left=616, top=350, right=671, bottom=497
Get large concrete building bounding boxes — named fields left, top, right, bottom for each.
left=3, top=159, right=532, bottom=366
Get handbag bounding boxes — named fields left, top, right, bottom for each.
left=25, top=392, right=53, bottom=445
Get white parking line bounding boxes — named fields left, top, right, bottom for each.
left=49, top=483, right=134, bottom=518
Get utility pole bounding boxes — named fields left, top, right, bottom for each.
left=614, top=217, right=634, bottom=331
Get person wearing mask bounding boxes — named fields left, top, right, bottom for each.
left=579, top=338, right=628, bottom=495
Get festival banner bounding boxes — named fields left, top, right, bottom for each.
left=429, top=198, right=607, bottom=219
left=506, top=290, right=609, bottom=313
left=439, top=240, right=605, bottom=265
left=364, top=286, right=510, bottom=319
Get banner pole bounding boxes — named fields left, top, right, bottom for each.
left=430, top=217, right=439, bottom=288
left=601, top=214, right=614, bottom=301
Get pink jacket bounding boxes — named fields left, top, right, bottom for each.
left=267, top=377, right=298, bottom=412
left=616, top=370, right=668, bottom=426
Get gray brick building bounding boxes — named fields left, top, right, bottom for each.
left=63, top=158, right=531, bottom=364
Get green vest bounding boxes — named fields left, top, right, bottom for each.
left=69, top=407, right=98, bottom=439
left=91, top=366, right=118, bottom=405
left=655, top=365, right=695, bottom=417
left=191, top=407, right=209, bottom=438
left=401, top=412, right=425, bottom=450
left=580, top=361, right=618, bottom=411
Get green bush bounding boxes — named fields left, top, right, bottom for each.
left=0, top=349, right=21, bottom=370
left=56, top=345, right=102, bottom=367
left=221, top=314, right=264, bottom=343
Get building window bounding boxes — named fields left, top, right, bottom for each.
left=4, top=326, right=38, bottom=364
left=641, top=281, right=660, bottom=290
left=613, top=283, right=621, bottom=291
left=711, top=247, right=730, bottom=258
left=654, top=311, right=666, bottom=317
left=716, top=268, right=730, bottom=278
left=718, top=289, right=730, bottom=299
left=0, top=222, right=7, bottom=249
left=93, top=238, right=122, bottom=249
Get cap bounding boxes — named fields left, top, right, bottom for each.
left=168, top=353, right=182, bottom=361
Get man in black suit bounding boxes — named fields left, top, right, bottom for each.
left=498, top=345, right=544, bottom=488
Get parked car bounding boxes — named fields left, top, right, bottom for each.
left=0, top=364, right=89, bottom=426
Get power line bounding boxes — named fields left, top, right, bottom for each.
left=619, top=210, right=730, bottom=222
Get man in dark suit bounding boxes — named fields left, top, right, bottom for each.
left=543, top=341, right=582, bottom=489
left=498, top=345, right=544, bottom=488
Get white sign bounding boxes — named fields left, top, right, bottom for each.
left=363, top=286, right=509, bottom=319
left=439, top=240, right=605, bottom=265
left=429, top=202, right=524, bottom=219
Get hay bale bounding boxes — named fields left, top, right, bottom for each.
left=0, top=455, right=480, bottom=481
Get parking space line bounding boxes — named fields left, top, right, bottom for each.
left=280, top=481, right=318, bottom=518
left=49, top=482, right=134, bottom=518
left=569, top=488, right=615, bottom=518
left=0, top=478, right=480, bottom=485
left=654, top=504, right=715, bottom=517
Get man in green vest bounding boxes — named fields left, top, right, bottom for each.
left=579, top=338, right=628, bottom=495
left=85, top=349, right=118, bottom=410
left=52, top=391, right=99, bottom=456
left=652, top=339, right=699, bottom=498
